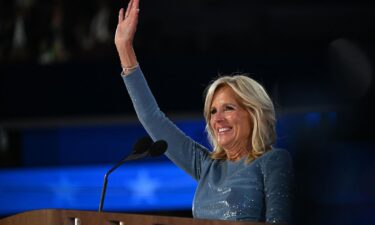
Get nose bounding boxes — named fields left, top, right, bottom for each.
left=212, top=111, right=224, bottom=122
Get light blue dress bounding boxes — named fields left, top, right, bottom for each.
left=122, top=67, right=294, bottom=223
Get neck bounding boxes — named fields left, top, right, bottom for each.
left=226, top=148, right=249, bottom=161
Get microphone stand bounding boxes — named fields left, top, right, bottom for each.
left=98, top=139, right=167, bottom=212
left=98, top=152, right=149, bottom=212
left=98, top=158, right=123, bottom=212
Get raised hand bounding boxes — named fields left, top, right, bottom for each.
left=115, top=0, right=139, bottom=69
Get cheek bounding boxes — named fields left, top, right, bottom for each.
left=209, top=118, right=213, bottom=130
left=209, top=119, right=216, bottom=135
left=236, top=114, right=252, bottom=136
left=227, top=113, right=241, bottom=125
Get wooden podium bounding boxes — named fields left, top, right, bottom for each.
left=0, top=209, right=266, bottom=225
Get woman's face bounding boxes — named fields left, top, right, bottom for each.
left=209, top=85, right=252, bottom=156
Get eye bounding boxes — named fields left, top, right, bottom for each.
left=210, top=108, right=217, bottom=115
left=224, top=105, right=235, bottom=111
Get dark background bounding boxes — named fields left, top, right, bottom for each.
left=1, top=0, right=375, bottom=224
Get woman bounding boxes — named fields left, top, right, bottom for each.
left=115, top=0, right=293, bottom=223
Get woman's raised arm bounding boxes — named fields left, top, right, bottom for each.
left=115, top=0, right=139, bottom=72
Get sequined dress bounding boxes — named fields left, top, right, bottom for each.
left=122, top=67, right=294, bottom=223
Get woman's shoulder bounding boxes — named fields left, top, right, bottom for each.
left=264, top=147, right=291, bottom=158
left=257, top=148, right=293, bottom=167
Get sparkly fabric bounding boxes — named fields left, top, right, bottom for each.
left=122, top=67, right=294, bottom=223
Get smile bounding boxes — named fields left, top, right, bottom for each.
left=218, top=127, right=231, bottom=133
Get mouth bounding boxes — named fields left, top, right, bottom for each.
left=217, top=127, right=232, bottom=134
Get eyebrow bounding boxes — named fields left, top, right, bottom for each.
left=210, top=103, right=238, bottom=110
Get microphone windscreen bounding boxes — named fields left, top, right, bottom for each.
left=150, top=140, right=168, bottom=157
left=133, top=136, right=153, bottom=154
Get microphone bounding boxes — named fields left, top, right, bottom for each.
left=98, top=137, right=168, bottom=212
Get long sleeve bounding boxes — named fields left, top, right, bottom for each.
left=121, top=67, right=294, bottom=223
left=262, top=149, right=294, bottom=224
left=121, top=67, right=211, bottom=180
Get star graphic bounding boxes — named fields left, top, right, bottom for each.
left=126, top=170, right=161, bottom=204
left=50, top=172, right=78, bottom=207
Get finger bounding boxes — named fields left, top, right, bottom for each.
left=118, top=8, right=124, bottom=24
left=125, top=0, right=133, bottom=18
left=132, top=0, right=139, bottom=13
left=129, top=3, right=139, bottom=24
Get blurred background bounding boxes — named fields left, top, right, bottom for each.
left=1, top=0, right=375, bottom=224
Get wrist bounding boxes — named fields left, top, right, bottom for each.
left=117, top=47, right=137, bottom=67
left=122, top=63, right=139, bottom=75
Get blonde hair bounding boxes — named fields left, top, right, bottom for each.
left=203, top=74, right=276, bottom=162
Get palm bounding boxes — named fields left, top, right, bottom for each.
left=115, top=0, right=139, bottom=47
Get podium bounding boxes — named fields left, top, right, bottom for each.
left=0, top=209, right=265, bottom=225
